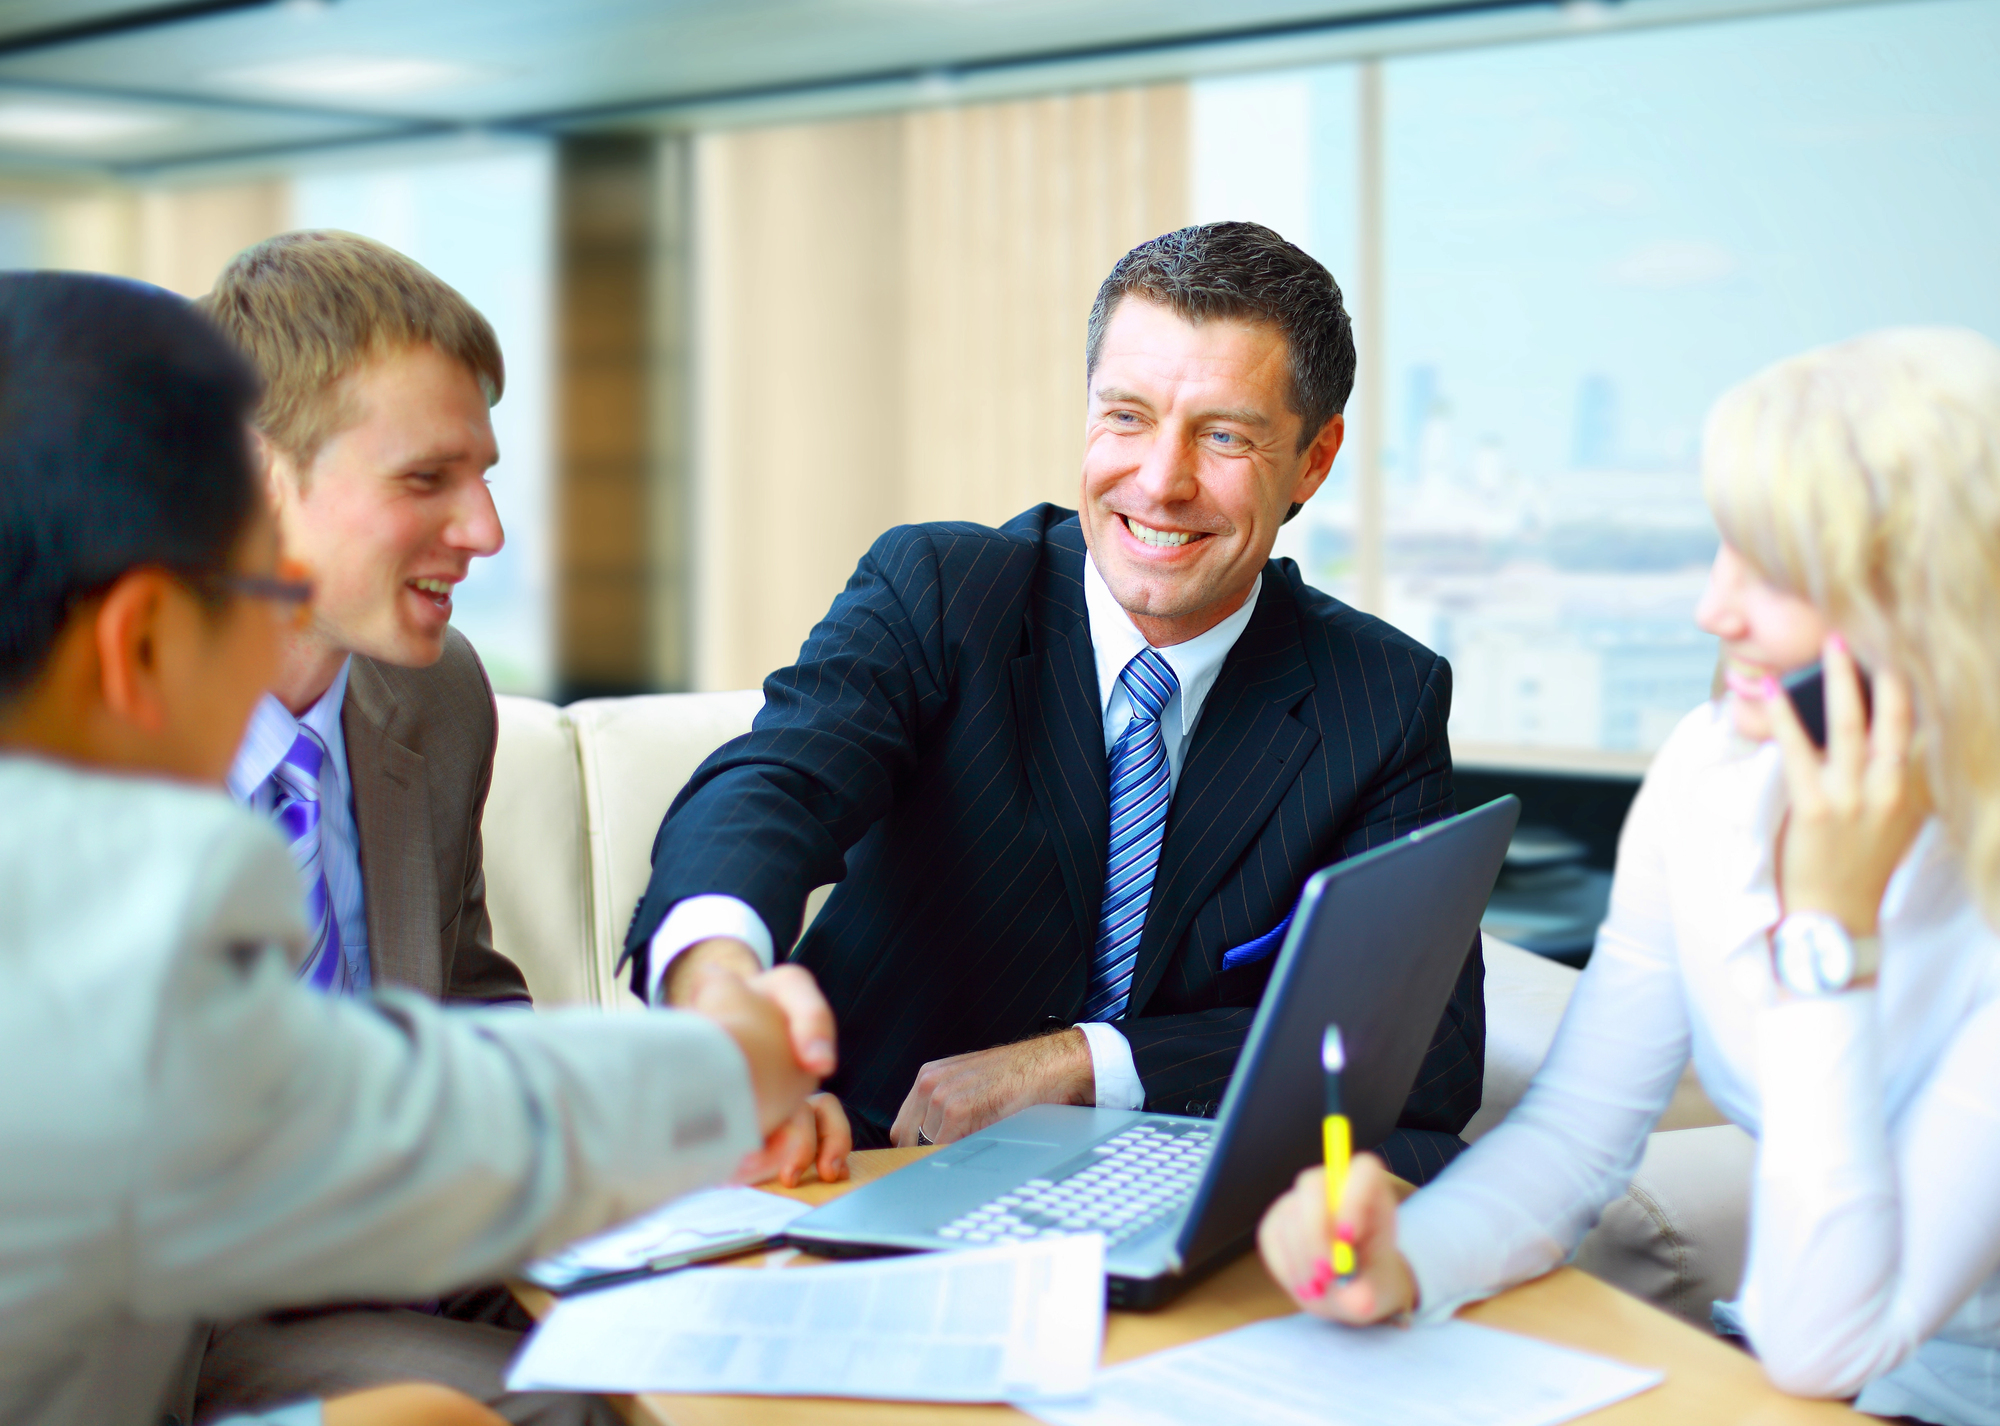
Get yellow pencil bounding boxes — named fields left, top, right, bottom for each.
left=1322, top=1023, right=1355, bottom=1279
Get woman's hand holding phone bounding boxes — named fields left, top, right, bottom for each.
left=1762, top=635, right=1932, bottom=938
left=1256, top=1154, right=1417, bottom=1324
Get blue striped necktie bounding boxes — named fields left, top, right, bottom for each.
left=267, top=728, right=345, bottom=993
left=1083, top=647, right=1179, bottom=1023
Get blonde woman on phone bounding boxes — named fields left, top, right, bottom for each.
left=1257, top=327, right=2000, bottom=1425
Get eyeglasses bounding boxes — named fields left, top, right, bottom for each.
left=192, top=564, right=315, bottom=628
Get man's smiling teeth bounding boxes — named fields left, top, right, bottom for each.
left=410, top=578, right=453, bottom=596
left=1124, top=516, right=1195, bottom=548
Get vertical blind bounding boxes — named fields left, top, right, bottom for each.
left=692, top=86, right=1190, bottom=692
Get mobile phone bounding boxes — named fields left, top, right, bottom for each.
left=1781, top=660, right=1873, bottom=749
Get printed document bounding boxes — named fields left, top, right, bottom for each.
left=1025, top=1314, right=1661, bottom=1426
left=508, top=1233, right=1105, bottom=1402
left=521, top=1186, right=811, bottom=1292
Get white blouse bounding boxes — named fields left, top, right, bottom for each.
left=1400, top=700, right=2000, bottom=1424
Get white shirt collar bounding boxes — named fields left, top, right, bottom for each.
left=226, top=656, right=353, bottom=803
left=1081, top=549, right=1262, bottom=744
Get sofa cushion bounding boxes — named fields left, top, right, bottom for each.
left=1473, top=935, right=1748, bottom=1328
left=566, top=691, right=765, bottom=997
left=1473, top=936, right=1725, bottom=1138
left=1574, top=1123, right=1756, bottom=1328
left=486, top=694, right=593, bottom=1005
left=1469, top=936, right=1583, bottom=1141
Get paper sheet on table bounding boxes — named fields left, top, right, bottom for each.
left=508, top=1233, right=1105, bottom=1402
left=521, top=1187, right=810, bottom=1292
left=1025, top=1314, right=1662, bottom=1426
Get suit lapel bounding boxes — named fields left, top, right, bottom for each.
left=1010, top=522, right=1110, bottom=975
left=1124, top=573, right=1320, bottom=1016
left=344, top=658, right=442, bottom=997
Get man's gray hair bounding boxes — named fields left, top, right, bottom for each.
left=1086, top=221, right=1358, bottom=471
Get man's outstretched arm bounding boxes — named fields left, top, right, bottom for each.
left=622, top=526, right=971, bottom=986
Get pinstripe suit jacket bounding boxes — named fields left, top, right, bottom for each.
left=628, top=506, right=1483, bottom=1146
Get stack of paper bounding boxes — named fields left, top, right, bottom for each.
left=521, top=1186, right=812, bottom=1293
left=508, top=1233, right=1105, bottom=1403
left=1025, top=1314, right=1661, bottom=1426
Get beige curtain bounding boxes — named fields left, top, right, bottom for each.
left=0, top=176, right=286, bottom=298
left=692, top=86, right=1189, bottom=692
left=135, top=182, right=290, bottom=297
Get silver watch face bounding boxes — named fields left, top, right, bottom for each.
left=1776, top=927, right=1818, bottom=994
left=1810, top=922, right=1855, bottom=990
left=1777, top=916, right=1854, bottom=994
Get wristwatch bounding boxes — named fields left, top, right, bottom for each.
left=1771, top=912, right=1881, bottom=996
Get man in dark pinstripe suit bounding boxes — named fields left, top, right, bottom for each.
left=627, top=222, right=1483, bottom=1188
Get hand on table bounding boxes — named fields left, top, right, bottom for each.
left=1761, top=635, right=1932, bottom=939
left=735, top=1091, right=852, bottom=1187
left=890, top=1029, right=1094, bottom=1147
left=1257, top=1156, right=1418, bottom=1324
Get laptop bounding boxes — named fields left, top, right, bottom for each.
left=785, top=793, right=1522, bottom=1308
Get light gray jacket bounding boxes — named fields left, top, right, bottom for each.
left=0, top=756, right=761, bottom=1426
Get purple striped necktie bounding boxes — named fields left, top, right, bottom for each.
left=1083, top=647, right=1178, bottom=1023
left=267, top=727, right=345, bottom=993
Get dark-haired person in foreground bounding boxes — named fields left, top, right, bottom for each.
left=0, top=273, right=833, bottom=1426
left=630, top=221, right=1483, bottom=1184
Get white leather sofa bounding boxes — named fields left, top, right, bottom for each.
left=481, top=691, right=1753, bottom=1328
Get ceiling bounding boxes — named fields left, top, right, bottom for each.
left=0, top=0, right=1874, bottom=173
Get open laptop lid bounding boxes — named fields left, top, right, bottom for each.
left=1175, top=794, right=1520, bottom=1271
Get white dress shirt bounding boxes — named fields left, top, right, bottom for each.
left=649, top=551, right=1264, bottom=1113
left=1398, top=699, right=2000, bottom=1424
left=226, top=657, right=371, bottom=993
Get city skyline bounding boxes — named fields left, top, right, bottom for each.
left=1201, top=0, right=2000, bottom=752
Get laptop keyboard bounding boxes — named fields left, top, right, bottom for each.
left=935, top=1121, right=1214, bottom=1249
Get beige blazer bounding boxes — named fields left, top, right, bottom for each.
left=0, top=756, right=760, bottom=1426
left=343, top=627, right=528, bottom=1004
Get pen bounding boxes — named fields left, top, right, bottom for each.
left=1322, top=1023, right=1355, bottom=1280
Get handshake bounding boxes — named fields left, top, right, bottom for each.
left=680, top=952, right=852, bottom=1189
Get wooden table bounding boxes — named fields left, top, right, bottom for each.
left=520, top=1147, right=1862, bottom=1425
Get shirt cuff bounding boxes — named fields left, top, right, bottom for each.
left=646, top=895, right=775, bottom=1006
left=1076, top=1021, right=1145, bottom=1111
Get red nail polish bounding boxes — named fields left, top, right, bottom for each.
left=1303, top=1261, right=1332, bottom=1299
left=1829, top=632, right=1848, bottom=654
left=1335, top=1223, right=1358, bottom=1244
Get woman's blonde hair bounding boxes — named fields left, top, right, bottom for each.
left=1704, top=327, right=2000, bottom=925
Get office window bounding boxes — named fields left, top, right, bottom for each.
left=1197, top=0, right=2000, bottom=758
left=9, top=147, right=558, bottom=696
left=294, top=143, right=557, bottom=696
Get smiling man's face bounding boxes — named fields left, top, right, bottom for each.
left=270, top=342, right=504, bottom=669
left=1080, top=296, right=1342, bottom=647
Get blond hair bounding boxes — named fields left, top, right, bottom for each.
left=1704, top=327, right=2000, bottom=925
left=195, top=229, right=504, bottom=468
